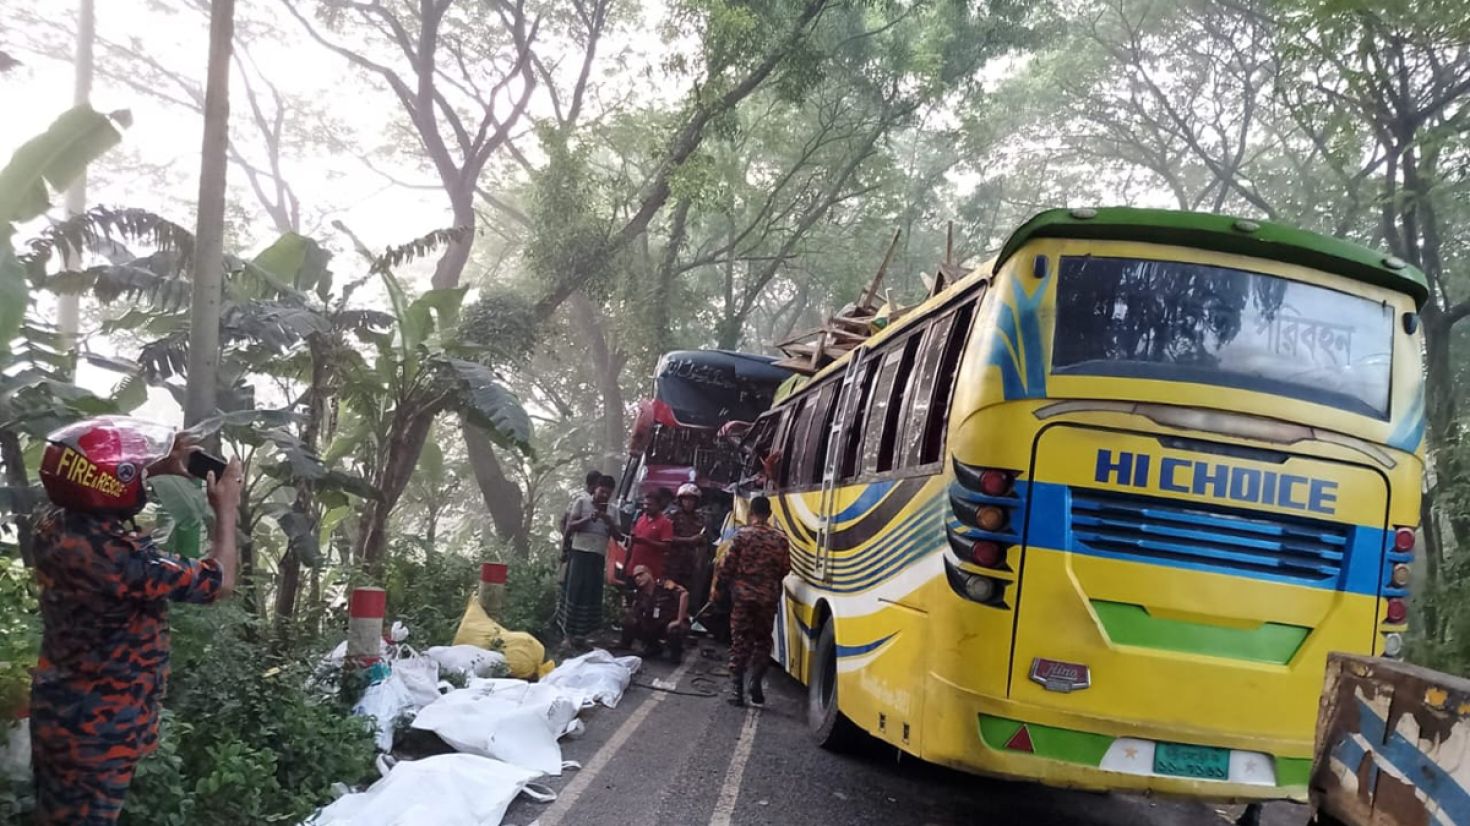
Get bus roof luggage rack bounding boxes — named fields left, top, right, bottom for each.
left=774, top=227, right=967, bottom=375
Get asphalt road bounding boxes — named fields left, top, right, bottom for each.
left=502, top=643, right=1313, bottom=826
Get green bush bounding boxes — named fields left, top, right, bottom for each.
left=120, top=603, right=376, bottom=825
left=379, top=543, right=477, bottom=647
left=501, top=551, right=563, bottom=640
left=0, top=558, right=38, bottom=719
left=379, top=540, right=565, bottom=644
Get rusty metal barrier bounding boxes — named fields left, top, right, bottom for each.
left=1312, top=653, right=1470, bottom=825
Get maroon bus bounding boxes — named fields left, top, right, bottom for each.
left=612, top=350, right=792, bottom=605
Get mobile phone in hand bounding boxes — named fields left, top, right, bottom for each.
left=186, top=450, right=228, bottom=481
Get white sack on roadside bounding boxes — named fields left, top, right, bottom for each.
left=426, top=645, right=510, bottom=679
left=410, top=681, right=579, bottom=775
left=354, top=669, right=417, bottom=753
left=305, top=753, right=541, bottom=826
left=539, top=649, right=642, bottom=709
left=394, top=656, right=443, bottom=709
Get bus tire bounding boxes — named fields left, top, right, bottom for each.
left=808, top=620, right=862, bottom=751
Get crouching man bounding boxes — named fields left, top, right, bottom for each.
left=619, top=564, right=689, bottom=661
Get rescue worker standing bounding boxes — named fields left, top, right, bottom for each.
left=29, top=417, right=243, bottom=825
left=716, top=496, right=790, bottom=707
left=667, top=483, right=707, bottom=590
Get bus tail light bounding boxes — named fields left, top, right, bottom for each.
left=1386, top=598, right=1408, bottom=624
left=963, top=574, right=997, bottom=603
left=1394, top=527, right=1415, bottom=553
left=971, top=541, right=1004, bottom=568
left=979, top=469, right=1013, bottom=497
left=1383, top=632, right=1404, bottom=658
left=976, top=506, right=1006, bottom=531
left=1391, top=564, right=1411, bottom=587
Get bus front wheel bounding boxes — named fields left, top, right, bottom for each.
left=807, top=620, right=862, bottom=751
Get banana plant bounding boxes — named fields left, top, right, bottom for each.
left=330, top=229, right=532, bottom=569
left=0, top=106, right=131, bottom=354
left=0, top=106, right=133, bottom=563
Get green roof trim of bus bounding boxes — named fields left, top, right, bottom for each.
left=995, top=207, right=1430, bottom=307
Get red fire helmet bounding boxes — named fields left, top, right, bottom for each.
left=40, top=416, right=176, bottom=514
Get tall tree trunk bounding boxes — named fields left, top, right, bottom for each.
left=431, top=192, right=476, bottom=290
left=424, top=500, right=439, bottom=553
left=183, top=0, right=235, bottom=426
left=58, top=0, right=94, bottom=353
left=650, top=198, right=692, bottom=356
left=462, top=424, right=529, bottom=555
left=306, top=563, right=322, bottom=638
left=569, top=293, right=626, bottom=467
left=356, top=408, right=437, bottom=570
left=275, top=338, right=328, bottom=624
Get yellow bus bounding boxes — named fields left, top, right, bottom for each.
left=740, top=207, right=1426, bottom=801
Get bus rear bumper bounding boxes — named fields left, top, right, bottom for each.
left=920, top=678, right=1312, bottom=803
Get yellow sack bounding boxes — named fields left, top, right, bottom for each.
left=451, top=598, right=550, bottom=680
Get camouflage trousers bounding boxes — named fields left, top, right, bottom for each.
left=728, top=597, right=777, bottom=673
left=30, top=680, right=155, bottom=825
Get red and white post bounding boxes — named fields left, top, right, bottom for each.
left=346, top=586, right=386, bottom=666
left=478, top=562, right=507, bottom=620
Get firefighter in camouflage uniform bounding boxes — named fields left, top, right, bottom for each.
left=29, top=417, right=242, bottom=825
left=715, top=495, right=790, bottom=707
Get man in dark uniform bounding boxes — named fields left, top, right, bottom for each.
left=28, top=417, right=242, bottom=825
left=667, top=483, right=707, bottom=591
left=716, top=496, right=790, bottom=707
left=619, top=564, right=689, bottom=660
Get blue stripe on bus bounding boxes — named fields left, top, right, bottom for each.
left=786, top=497, right=945, bottom=591
left=1388, top=392, right=1425, bottom=452
left=828, top=504, right=944, bottom=587
left=1015, top=275, right=1049, bottom=397
left=1024, top=481, right=1389, bottom=596
left=836, top=633, right=896, bottom=658
left=828, top=498, right=943, bottom=576
left=829, top=537, right=944, bottom=593
left=832, top=481, right=896, bottom=523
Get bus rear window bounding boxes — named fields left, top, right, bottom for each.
left=1052, top=256, right=1394, bottom=418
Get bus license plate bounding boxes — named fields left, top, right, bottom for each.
left=1153, top=743, right=1229, bottom=780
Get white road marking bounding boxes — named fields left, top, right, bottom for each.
left=709, top=707, right=760, bottom=826
left=537, top=656, right=697, bottom=826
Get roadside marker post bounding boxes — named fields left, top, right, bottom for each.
left=478, top=563, right=507, bottom=620
left=346, top=586, right=387, bottom=667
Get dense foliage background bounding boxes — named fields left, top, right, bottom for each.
left=3, top=0, right=1469, bottom=820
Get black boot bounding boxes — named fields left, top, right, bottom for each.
left=748, top=663, right=767, bottom=707
left=727, top=670, right=746, bottom=707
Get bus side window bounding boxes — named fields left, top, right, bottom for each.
left=920, top=300, right=978, bottom=465
left=741, top=413, right=777, bottom=483
left=861, top=348, right=905, bottom=476
left=778, top=398, right=809, bottom=489
left=901, top=312, right=957, bottom=468
left=876, top=333, right=922, bottom=473
left=805, top=384, right=839, bottom=486
left=839, top=358, right=880, bottom=482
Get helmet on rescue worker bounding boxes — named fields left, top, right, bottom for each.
left=39, top=416, right=177, bottom=515
left=676, top=482, right=701, bottom=501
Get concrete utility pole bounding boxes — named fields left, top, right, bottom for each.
left=58, top=0, right=95, bottom=353
left=183, top=0, right=235, bottom=426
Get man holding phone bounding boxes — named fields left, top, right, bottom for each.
left=558, top=475, right=621, bottom=647
left=28, top=416, right=243, bottom=825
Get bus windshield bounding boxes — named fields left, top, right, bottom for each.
left=1052, top=255, right=1395, bottom=419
